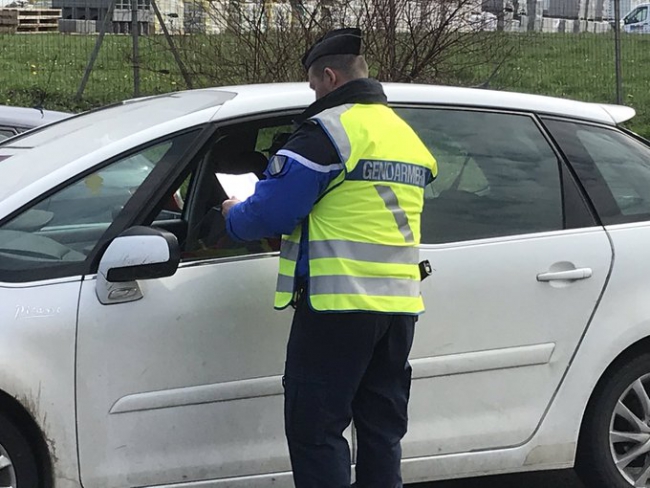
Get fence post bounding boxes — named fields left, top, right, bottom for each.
left=75, top=0, right=116, bottom=101
left=614, top=0, right=623, bottom=104
left=132, top=0, right=141, bottom=98
left=150, top=0, right=194, bottom=89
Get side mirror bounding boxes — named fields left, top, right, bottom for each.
left=96, top=226, right=180, bottom=305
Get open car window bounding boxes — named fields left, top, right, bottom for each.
left=154, top=119, right=298, bottom=262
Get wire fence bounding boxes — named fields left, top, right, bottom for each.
left=0, top=0, right=648, bottom=136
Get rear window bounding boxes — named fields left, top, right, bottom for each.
left=545, top=119, right=650, bottom=224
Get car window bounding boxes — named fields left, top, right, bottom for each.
left=627, top=6, right=648, bottom=23
left=396, top=108, right=564, bottom=244
left=0, top=132, right=195, bottom=281
left=545, top=119, right=650, bottom=224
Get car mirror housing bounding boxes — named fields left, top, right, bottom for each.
left=96, top=226, right=180, bottom=305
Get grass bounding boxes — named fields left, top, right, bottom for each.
left=0, top=32, right=648, bottom=137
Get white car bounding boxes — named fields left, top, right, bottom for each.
left=623, top=3, right=650, bottom=33
left=0, top=83, right=649, bottom=488
left=0, top=105, right=70, bottom=142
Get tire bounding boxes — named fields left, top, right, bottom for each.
left=0, top=410, right=39, bottom=487
left=577, top=353, right=650, bottom=488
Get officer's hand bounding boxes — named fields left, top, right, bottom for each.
left=221, top=197, right=241, bottom=218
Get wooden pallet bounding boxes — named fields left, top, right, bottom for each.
left=0, top=8, right=61, bottom=33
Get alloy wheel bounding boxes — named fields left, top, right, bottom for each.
left=610, top=373, right=650, bottom=486
left=0, top=441, right=17, bottom=488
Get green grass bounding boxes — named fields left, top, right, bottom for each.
left=0, top=32, right=648, bottom=137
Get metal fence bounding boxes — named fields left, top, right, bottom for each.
left=0, top=0, right=648, bottom=135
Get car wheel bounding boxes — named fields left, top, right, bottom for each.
left=0, top=410, right=39, bottom=487
left=577, top=353, right=650, bottom=488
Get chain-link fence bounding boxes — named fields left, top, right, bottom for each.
left=0, top=0, right=648, bottom=136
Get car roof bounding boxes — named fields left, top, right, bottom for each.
left=0, top=82, right=636, bottom=213
left=209, top=82, right=635, bottom=126
left=0, top=105, right=70, bottom=129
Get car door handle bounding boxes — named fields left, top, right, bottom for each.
left=537, top=268, right=593, bottom=282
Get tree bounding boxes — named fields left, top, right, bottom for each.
left=167, top=0, right=512, bottom=88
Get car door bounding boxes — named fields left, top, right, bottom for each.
left=392, top=107, right=613, bottom=460
left=75, top=118, right=348, bottom=487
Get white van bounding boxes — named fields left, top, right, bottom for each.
left=623, top=3, right=650, bottom=33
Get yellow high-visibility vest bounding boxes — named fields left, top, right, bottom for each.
left=275, top=102, right=437, bottom=314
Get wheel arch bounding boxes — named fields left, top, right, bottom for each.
left=0, top=387, right=53, bottom=488
left=578, top=335, right=650, bottom=449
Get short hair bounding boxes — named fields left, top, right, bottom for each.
left=308, top=54, right=369, bottom=80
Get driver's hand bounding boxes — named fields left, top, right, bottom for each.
left=221, top=197, right=241, bottom=218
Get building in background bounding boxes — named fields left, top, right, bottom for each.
left=51, top=0, right=182, bottom=32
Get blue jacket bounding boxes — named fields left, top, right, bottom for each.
left=226, top=79, right=389, bottom=279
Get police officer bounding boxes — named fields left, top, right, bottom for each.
left=222, top=28, right=437, bottom=488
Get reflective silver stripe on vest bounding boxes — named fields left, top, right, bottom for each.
left=310, top=104, right=353, bottom=163
left=310, top=240, right=418, bottom=264
left=310, top=275, right=419, bottom=297
left=276, top=274, right=294, bottom=293
left=279, top=239, right=300, bottom=262
left=374, top=185, right=415, bottom=243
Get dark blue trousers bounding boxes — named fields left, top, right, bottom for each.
left=284, top=299, right=416, bottom=488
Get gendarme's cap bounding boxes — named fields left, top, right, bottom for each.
left=301, top=27, right=363, bottom=70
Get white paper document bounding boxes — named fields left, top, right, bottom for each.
left=216, top=172, right=258, bottom=201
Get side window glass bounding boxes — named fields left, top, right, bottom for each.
left=396, top=108, right=563, bottom=244
left=0, top=132, right=195, bottom=280
left=545, top=119, right=650, bottom=224
left=633, top=7, right=647, bottom=22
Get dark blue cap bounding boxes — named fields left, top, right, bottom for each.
left=302, top=28, right=363, bottom=70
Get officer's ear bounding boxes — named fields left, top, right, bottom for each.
left=323, top=67, right=338, bottom=87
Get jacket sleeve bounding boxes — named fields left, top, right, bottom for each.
left=226, top=123, right=343, bottom=242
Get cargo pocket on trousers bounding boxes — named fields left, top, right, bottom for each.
left=284, top=376, right=327, bottom=445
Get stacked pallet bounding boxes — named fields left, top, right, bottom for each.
left=0, top=8, right=61, bottom=33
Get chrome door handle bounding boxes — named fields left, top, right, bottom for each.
left=537, top=268, right=593, bottom=282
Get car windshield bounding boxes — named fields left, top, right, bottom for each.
left=626, top=6, right=648, bottom=23
left=0, top=90, right=235, bottom=204
left=2, top=90, right=234, bottom=150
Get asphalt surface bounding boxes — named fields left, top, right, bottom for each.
left=411, top=469, right=586, bottom=487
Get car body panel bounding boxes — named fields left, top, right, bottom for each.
left=77, top=257, right=299, bottom=486
left=407, top=227, right=612, bottom=458
left=0, top=278, right=81, bottom=487
left=527, top=222, right=650, bottom=456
